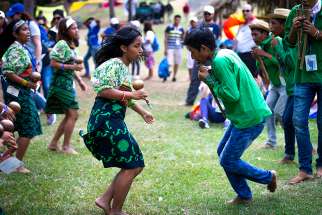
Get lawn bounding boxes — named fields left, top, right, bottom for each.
left=1, top=3, right=322, bottom=215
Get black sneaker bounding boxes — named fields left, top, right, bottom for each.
left=172, top=77, right=176, bottom=82
left=162, top=77, right=167, bottom=82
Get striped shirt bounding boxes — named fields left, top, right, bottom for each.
left=165, top=24, right=184, bottom=49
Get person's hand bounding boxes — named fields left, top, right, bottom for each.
left=27, top=81, right=38, bottom=90
left=198, top=65, right=210, bottom=81
left=73, top=63, right=83, bottom=71
left=292, top=16, right=306, bottom=31
left=251, top=47, right=270, bottom=58
left=271, top=35, right=278, bottom=48
left=1, top=131, right=16, bottom=148
left=302, top=20, right=318, bottom=37
left=164, top=49, right=168, bottom=56
left=130, top=90, right=148, bottom=100
left=79, top=80, right=88, bottom=91
left=142, top=111, right=155, bottom=124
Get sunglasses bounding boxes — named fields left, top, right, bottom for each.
left=242, top=10, right=251, bottom=13
left=204, top=12, right=211, bottom=16
left=53, top=16, right=62, bottom=20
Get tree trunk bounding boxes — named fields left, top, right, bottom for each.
left=109, top=0, right=115, bottom=18
left=128, top=0, right=133, bottom=21
left=24, top=0, right=35, bottom=17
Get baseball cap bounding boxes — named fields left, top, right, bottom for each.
left=110, top=17, right=119, bottom=25
left=6, top=3, right=24, bottom=17
left=203, top=5, right=214, bottom=14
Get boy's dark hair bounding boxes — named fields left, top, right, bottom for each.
left=174, top=14, right=181, bottom=19
left=53, top=9, right=64, bottom=18
left=143, top=21, right=153, bottom=33
left=95, top=26, right=142, bottom=66
left=184, top=28, right=216, bottom=51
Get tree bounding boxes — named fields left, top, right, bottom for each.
left=109, top=0, right=115, bottom=18
left=24, top=0, right=35, bottom=17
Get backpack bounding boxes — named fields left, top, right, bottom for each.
left=152, top=36, right=159, bottom=52
left=158, top=57, right=170, bottom=78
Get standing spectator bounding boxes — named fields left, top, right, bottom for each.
left=164, top=14, right=185, bottom=82
left=48, top=9, right=65, bottom=45
left=129, top=20, right=141, bottom=78
left=186, top=16, right=198, bottom=80
left=284, top=0, right=322, bottom=184
left=124, top=0, right=138, bottom=20
left=46, top=18, right=88, bottom=154
left=83, top=17, right=100, bottom=78
left=250, top=20, right=287, bottom=149
left=185, top=5, right=220, bottom=105
left=101, top=17, right=120, bottom=41
left=143, top=21, right=156, bottom=80
left=234, top=3, right=258, bottom=77
left=2, top=20, right=42, bottom=173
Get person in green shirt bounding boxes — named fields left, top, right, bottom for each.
left=250, top=20, right=288, bottom=149
left=268, top=8, right=297, bottom=164
left=184, top=28, right=275, bottom=205
left=284, top=0, right=322, bottom=184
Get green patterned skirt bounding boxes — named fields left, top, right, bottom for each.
left=45, top=69, right=79, bottom=114
left=80, top=97, right=145, bottom=169
left=4, top=84, right=42, bottom=138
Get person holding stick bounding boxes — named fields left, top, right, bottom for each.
left=184, top=28, right=275, bottom=205
left=284, top=0, right=322, bottom=184
left=250, top=20, right=288, bottom=149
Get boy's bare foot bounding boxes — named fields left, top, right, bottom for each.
left=62, top=147, right=78, bottom=155
left=288, top=171, right=313, bottom=185
left=95, top=198, right=110, bottom=215
left=47, top=143, right=61, bottom=152
left=15, top=166, right=31, bottom=174
left=317, top=167, right=322, bottom=178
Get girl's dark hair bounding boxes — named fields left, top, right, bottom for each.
left=184, top=28, right=216, bottom=51
left=143, top=21, right=153, bottom=33
left=95, top=26, right=141, bottom=66
left=57, top=18, right=78, bottom=48
left=11, top=19, right=26, bottom=34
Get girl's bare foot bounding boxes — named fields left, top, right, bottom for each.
left=47, top=143, right=61, bottom=152
left=95, top=197, right=110, bottom=215
left=15, top=166, right=31, bottom=174
left=62, top=147, right=78, bottom=155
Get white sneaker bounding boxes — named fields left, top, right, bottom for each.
left=199, top=118, right=209, bottom=129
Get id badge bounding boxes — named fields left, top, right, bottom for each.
left=176, top=39, right=181, bottom=46
left=6, top=85, right=20, bottom=97
left=305, top=54, right=318, bottom=72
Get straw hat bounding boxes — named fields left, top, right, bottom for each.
left=249, top=19, right=270, bottom=32
left=268, top=8, right=290, bottom=19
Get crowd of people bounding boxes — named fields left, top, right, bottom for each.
left=0, top=0, right=321, bottom=214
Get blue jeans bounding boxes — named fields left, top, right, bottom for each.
left=200, top=95, right=225, bottom=123
left=32, top=92, right=47, bottom=110
left=282, top=96, right=295, bottom=160
left=265, top=85, right=287, bottom=146
left=217, top=122, right=272, bottom=199
left=293, top=83, right=322, bottom=174
left=41, top=65, right=53, bottom=98
left=83, top=45, right=99, bottom=76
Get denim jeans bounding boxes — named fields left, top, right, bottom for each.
left=83, top=45, right=99, bottom=76
left=293, top=83, right=322, bottom=174
left=217, top=122, right=272, bottom=199
left=265, top=85, right=287, bottom=146
left=32, top=92, right=47, bottom=110
left=41, top=65, right=53, bottom=98
left=200, top=95, right=225, bottom=123
left=282, top=96, right=295, bottom=160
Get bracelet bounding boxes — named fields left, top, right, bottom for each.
left=315, top=30, right=320, bottom=40
left=21, top=79, right=28, bottom=87
left=121, top=92, right=126, bottom=102
left=61, top=63, right=64, bottom=70
left=0, top=104, right=8, bottom=116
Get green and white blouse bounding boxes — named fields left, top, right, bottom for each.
left=50, top=40, right=76, bottom=63
left=92, top=58, right=132, bottom=93
left=1, top=41, right=31, bottom=75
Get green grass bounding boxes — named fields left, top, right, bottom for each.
left=1, top=5, right=322, bottom=215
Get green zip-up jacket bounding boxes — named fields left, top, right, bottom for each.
left=284, top=3, right=322, bottom=84
left=204, top=49, right=272, bottom=129
left=258, top=35, right=282, bottom=87
left=273, top=36, right=296, bottom=95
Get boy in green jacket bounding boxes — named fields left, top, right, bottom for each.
left=250, top=20, right=288, bottom=149
left=184, top=28, right=276, bottom=204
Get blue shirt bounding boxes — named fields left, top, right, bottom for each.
left=165, top=24, right=184, bottom=49
left=87, top=23, right=100, bottom=47
left=199, top=21, right=221, bottom=40
left=103, top=26, right=117, bottom=37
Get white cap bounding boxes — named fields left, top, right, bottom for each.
left=203, top=5, right=214, bottom=14
left=130, top=20, right=140, bottom=28
left=189, top=16, right=198, bottom=23
left=243, top=3, right=252, bottom=11
left=0, top=11, right=5, bottom=18
left=110, top=17, right=119, bottom=25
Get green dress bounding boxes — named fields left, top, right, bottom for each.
left=1, top=41, right=42, bottom=138
left=80, top=58, right=144, bottom=169
left=45, top=40, right=79, bottom=114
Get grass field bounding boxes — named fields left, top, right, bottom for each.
left=1, top=3, right=322, bottom=215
